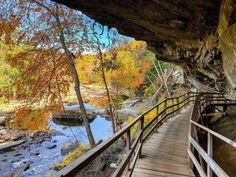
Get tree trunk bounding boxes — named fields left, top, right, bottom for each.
left=92, top=28, right=116, bottom=133
left=99, top=52, right=116, bottom=133
left=54, top=11, right=96, bottom=147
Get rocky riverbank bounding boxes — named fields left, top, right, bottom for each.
left=0, top=84, right=152, bottom=176
left=0, top=126, right=60, bottom=176
left=0, top=102, right=113, bottom=177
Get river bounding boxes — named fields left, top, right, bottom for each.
left=0, top=104, right=113, bottom=177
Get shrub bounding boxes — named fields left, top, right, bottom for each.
left=53, top=144, right=84, bottom=170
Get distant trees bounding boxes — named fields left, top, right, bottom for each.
left=78, top=38, right=151, bottom=130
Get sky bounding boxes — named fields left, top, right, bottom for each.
left=0, top=0, right=134, bottom=55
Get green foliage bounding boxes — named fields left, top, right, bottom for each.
left=144, top=86, right=155, bottom=96
left=109, top=139, right=125, bottom=153
left=0, top=64, right=19, bottom=87
left=0, top=39, right=23, bottom=98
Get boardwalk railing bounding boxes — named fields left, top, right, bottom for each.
left=188, top=92, right=236, bottom=177
left=54, top=92, right=197, bottom=177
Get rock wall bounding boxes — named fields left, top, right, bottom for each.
left=219, top=24, right=236, bottom=94
left=53, top=0, right=236, bottom=94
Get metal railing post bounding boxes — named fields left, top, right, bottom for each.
left=177, top=97, right=180, bottom=114
left=139, top=115, right=144, bottom=158
left=156, top=105, right=159, bottom=133
left=207, top=132, right=213, bottom=177
left=164, top=100, right=167, bottom=116
left=126, top=129, right=131, bottom=174
left=171, top=98, right=174, bottom=114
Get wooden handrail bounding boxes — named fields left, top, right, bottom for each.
left=188, top=92, right=236, bottom=177
left=53, top=92, right=197, bottom=177
left=189, top=136, right=229, bottom=177
left=191, top=120, right=236, bottom=148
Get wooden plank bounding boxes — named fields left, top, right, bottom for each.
left=143, top=153, right=188, bottom=165
left=143, top=150, right=188, bottom=162
left=157, top=126, right=189, bottom=132
left=136, top=161, right=193, bottom=176
left=133, top=167, right=194, bottom=177
left=137, top=157, right=190, bottom=168
left=159, top=123, right=189, bottom=128
left=144, top=141, right=187, bottom=151
left=146, top=140, right=188, bottom=149
left=143, top=143, right=187, bottom=154
left=154, top=132, right=188, bottom=139
left=149, top=135, right=188, bottom=142
left=153, top=131, right=189, bottom=137
left=142, top=147, right=187, bottom=157
left=150, top=135, right=188, bottom=144
left=133, top=106, right=194, bottom=177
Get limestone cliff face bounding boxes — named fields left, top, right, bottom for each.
left=53, top=0, right=236, bottom=94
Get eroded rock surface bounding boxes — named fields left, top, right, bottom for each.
left=210, top=106, right=236, bottom=176
left=53, top=0, right=236, bottom=94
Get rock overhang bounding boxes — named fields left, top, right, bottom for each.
left=52, top=0, right=236, bottom=95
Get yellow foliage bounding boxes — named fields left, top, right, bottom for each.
left=143, top=94, right=176, bottom=126
left=76, top=54, right=98, bottom=84
left=144, top=109, right=157, bottom=123
left=13, top=173, right=19, bottom=177
left=53, top=144, right=84, bottom=170
left=127, top=116, right=139, bottom=138
left=76, top=40, right=150, bottom=95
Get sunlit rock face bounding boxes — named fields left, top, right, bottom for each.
left=53, top=0, right=236, bottom=94
left=219, top=24, right=236, bottom=94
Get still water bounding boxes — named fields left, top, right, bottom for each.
left=0, top=104, right=113, bottom=177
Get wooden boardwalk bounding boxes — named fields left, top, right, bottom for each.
left=133, top=106, right=195, bottom=177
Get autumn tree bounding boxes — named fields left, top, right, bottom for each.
left=89, top=23, right=119, bottom=133
left=5, top=0, right=96, bottom=147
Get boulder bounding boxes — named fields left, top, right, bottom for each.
left=97, top=109, right=107, bottom=115
left=0, top=116, right=7, bottom=126
left=30, top=151, right=40, bottom=156
left=45, top=143, right=57, bottom=149
left=97, top=109, right=110, bottom=117
left=115, top=109, right=138, bottom=117
left=122, top=98, right=142, bottom=108
left=61, top=141, right=80, bottom=155
left=22, top=161, right=30, bottom=171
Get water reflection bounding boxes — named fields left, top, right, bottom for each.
left=1, top=103, right=113, bottom=177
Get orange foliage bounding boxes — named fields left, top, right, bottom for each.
left=89, top=96, right=108, bottom=108
left=13, top=106, right=60, bottom=132
left=76, top=41, right=150, bottom=95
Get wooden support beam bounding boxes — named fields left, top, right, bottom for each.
left=189, top=136, right=229, bottom=177
left=207, top=132, right=213, bottom=177
left=188, top=149, right=207, bottom=177
left=139, top=115, right=144, bottom=157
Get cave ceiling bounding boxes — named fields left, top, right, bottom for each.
left=53, top=0, right=236, bottom=94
